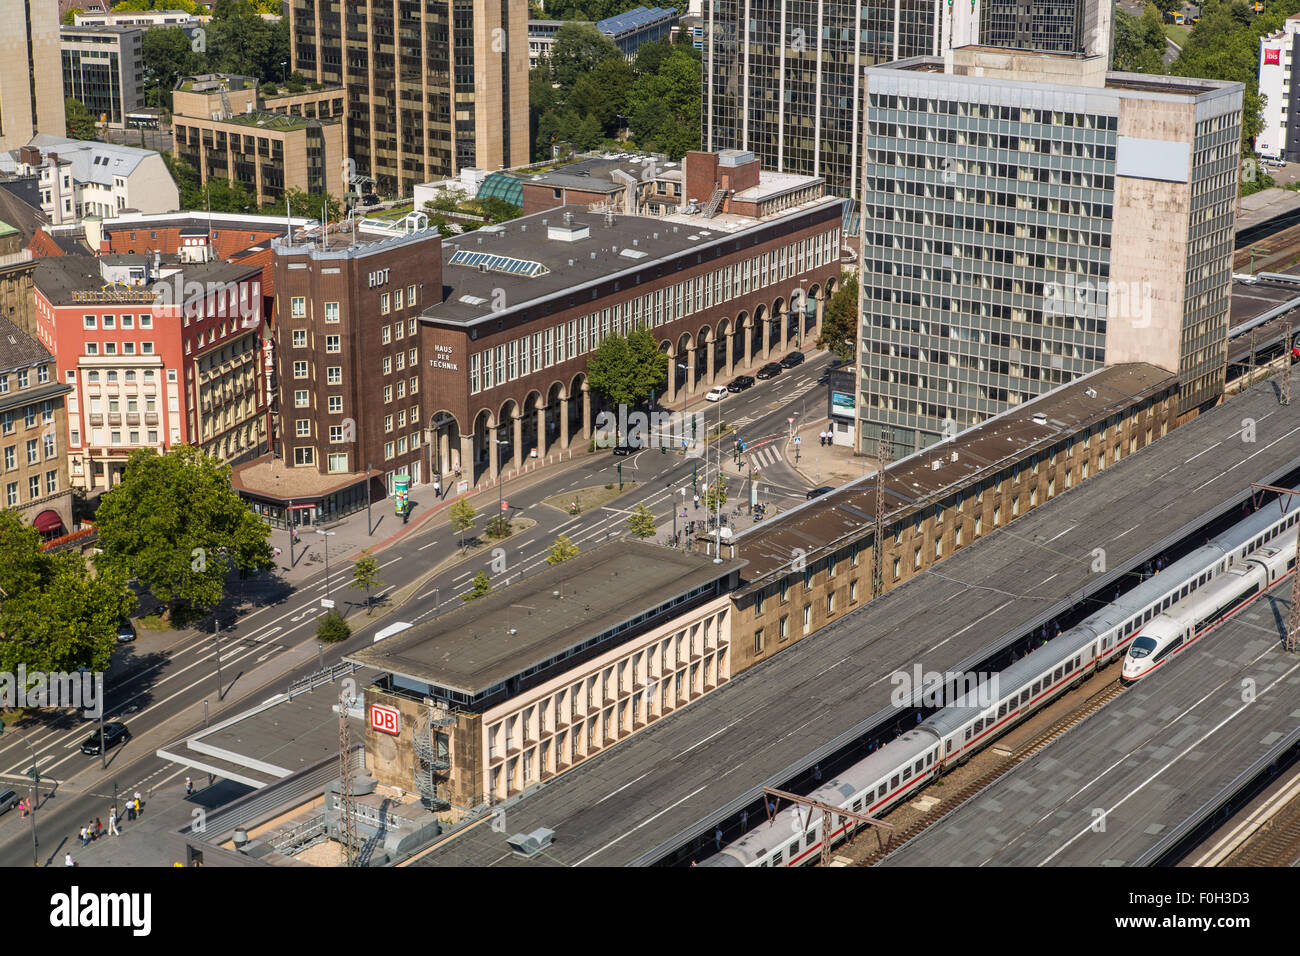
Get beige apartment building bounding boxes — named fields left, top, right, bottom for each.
left=1, top=0, right=66, bottom=150
left=288, top=0, right=529, bottom=196
left=172, top=74, right=346, bottom=207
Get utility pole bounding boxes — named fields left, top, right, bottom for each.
left=366, top=463, right=373, bottom=536
left=338, top=687, right=357, bottom=866
left=26, top=734, right=39, bottom=867
left=1250, top=483, right=1300, bottom=653
left=872, top=430, right=892, bottom=601
left=214, top=615, right=224, bottom=701
left=1284, top=322, right=1292, bottom=407
left=1248, top=329, right=1256, bottom=387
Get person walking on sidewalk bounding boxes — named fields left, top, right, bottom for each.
left=433, top=478, right=442, bottom=500
left=133, top=792, right=143, bottom=818
left=65, top=853, right=76, bottom=867
left=79, top=826, right=89, bottom=847
left=108, top=811, right=119, bottom=836
left=95, top=818, right=104, bottom=840
left=185, top=776, right=193, bottom=797
left=126, top=800, right=136, bottom=822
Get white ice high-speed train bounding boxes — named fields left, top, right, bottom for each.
left=702, top=497, right=1300, bottom=867
left=1122, top=538, right=1296, bottom=681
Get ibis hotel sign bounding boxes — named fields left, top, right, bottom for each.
left=429, top=344, right=459, bottom=372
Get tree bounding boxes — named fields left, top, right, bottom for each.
left=462, top=570, right=494, bottom=601
left=586, top=327, right=668, bottom=409
left=627, top=48, right=702, bottom=159
left=0, top=512, right=134, bottom=676
left=140, top=26, right=205, bottom=112
left=626, top=504, right=657, bottom=539
left=66, top=98, right=98, bottom=140
left=568, top=57, right=635, bottom=136
left=350, top=548, right=384, bottom=615
left=546, top=534, right=580, bottom=565
left=449, top=496, right=477, bottom=552
left=93, top=446, right=274, bottom=620
left=202, top=177, right=258, bottom=214
left=473, top=196, right=523, bottom=224
left=1113, top=5, right=1171, bottom=75
left=704, top=474, right=728, bottom=515
left=816, top=271, right=859, bottom=363
left=546, top=23, right=621, bottom=91
left=162, top=152, right=203, bottom=209
left=63, top=8, right=82, bottom=26
left=485, top=514, right=512, bottom=539
left=316, top=611, right=350, bottom=643
left=263, top=186, right=342, bottom=223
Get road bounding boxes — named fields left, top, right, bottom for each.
left=0, top=354, right=834, bottom=866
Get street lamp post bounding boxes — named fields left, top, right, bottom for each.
left=26, top=734, right=38, bottom=867
left=214, top=615, right=224, bottom=700
left=366, top=462, right=373, bottom=536
left=317, top=529, right=337, bottom=604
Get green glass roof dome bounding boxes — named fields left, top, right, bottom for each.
left=477, top=172, right=523, bottom=207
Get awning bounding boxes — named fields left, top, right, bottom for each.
left=33, top=510, right=64, bottom=533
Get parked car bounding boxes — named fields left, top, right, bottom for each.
left=612, top=443, right=634, bottom=456
left=756, top=362, right=783, bottom=380
left=0, top=789, right=17, bottom=816
left=116, top=619, right=136, bottom=643
left=805, top=486, right=834, bottom=500
left=705, top=385, right=729, bottom=402
left=727, top=375, right=756, bottom=393
left=81, top=722, right=131, bottom=756
left=779, top=351, right=805, bottom=369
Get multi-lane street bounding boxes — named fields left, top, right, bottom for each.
left=0, top=353, right=835, bottom=865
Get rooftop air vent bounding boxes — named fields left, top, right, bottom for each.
left=1084, top=387, right=1097, bottom=398
left=1031, top=413, right=1048, bottom=426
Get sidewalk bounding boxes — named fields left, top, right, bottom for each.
left=787, top=419, right=880, bottom=488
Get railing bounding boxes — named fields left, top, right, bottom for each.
left=287, top=660, right=359, bottom=700
left=42, top=524, right=97, bottom=553
left=271, top=814, right=329, bottom=854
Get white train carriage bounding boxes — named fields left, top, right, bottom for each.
left=1122, top=540, right=1297, bottom=682
left=700, top=495, right=1300, bottom=867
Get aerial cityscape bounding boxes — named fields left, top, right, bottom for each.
left=0, top=0, right=1293, bottom=928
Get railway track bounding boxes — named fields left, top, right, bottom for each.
left=849, top=680, right=1126, bottom=866
left=1223, top=790, right=1300, bottom=867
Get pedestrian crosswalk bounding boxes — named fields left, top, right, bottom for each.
left=748, top=445, right=784, bottom=470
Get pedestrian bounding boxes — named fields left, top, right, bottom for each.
left=65, top=853, right=76, bottom=867
left=134, top=792, right=143, bottom=817
left=79, top=826, right=89, bottom=847
left=693, top=493, right=700, bottom=510
left=108, top=812, right=119, bottom=836
left=813, top=764, right=821, bottom=782
left=88, top=819, right=97, bottom=842
left=714, top=827, right=723, bottom=851
left=17, top=799, right=26, bottom=817
left=185, top=776, right=193, bottom=797
left=433, top=478, right=441, bottom=499
left=126, top=800, right=136, bottom=822
left=95, top=818, right=104, bottom=839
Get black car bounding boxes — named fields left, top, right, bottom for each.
left=81, top=722, right=131, bottom=756
left=805, top=486, right=834, bottom=500
left=756, top=362, right=783, bottom=380
left=726, top=375, right=755, bottom=393
left=779, top=351, right=805, bottom=369
left=116, top=618, right=136, bottom=643
left=612, top=443, right=634, bottom=456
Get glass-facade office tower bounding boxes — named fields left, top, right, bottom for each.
left=288, top=0, right=528, bottom=197
left=855, top=50, right=1241, bottom=458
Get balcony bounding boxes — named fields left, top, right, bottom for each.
left=125, top=413, right=140, bottom=425
left=87, top=414, right=104, bottom=425
left=107, top=414, right=122, bottom=425
left=144, top=413, right=159, bottom=425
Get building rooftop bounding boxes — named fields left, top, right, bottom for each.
left=0, top=316, right=52, bottom=372
left=218, top=110, right=334, bottom=132
left=520, top=153, right=677, bottom=194
left=33, top=254, right=259, bottom=305
left=729, top=362, right=1177, bottom=585
left=597, top=6, right=679, bottom=35
left=421, top=193, right=840, bottom=326
left=231, top=455, right=377, bottom=502
left=176, top=74, right=258, bottom=93
left=348, top=542, right=744, bottom=696
left=23, top=135, right=158, bottom=188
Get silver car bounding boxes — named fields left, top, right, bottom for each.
left=0, top=789, right=18, bottom=816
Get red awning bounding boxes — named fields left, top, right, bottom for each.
left=33, top=510, right=64, bottom=533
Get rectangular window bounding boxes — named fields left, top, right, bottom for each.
left=324, top=302, right=340, bottom=323
left=327, top=452, right=348, bottom=473
left=408, top=285, right=416, bottom=305
left=380, top=293, right=390, bottom=314
left=508, top=341, right=518, bottom=380
left=291, top=296, right=305, bottom=318
left=295, top=390, right=309, bottom=407
left=328, top=396, right=342, bottom=413
left=469, top=354, right=480, bottom=394
left=327, top=366, right=342, bottom=385
left=329, top=425, right=344, bottom=443
left=381, top=325, right=392, bottom=345
left=293, top=447, right=314, bottom=466
left=393, top=288, right=403, bottom=310
left=326, top=335, right=340, bottom=353
left=296, top=419, right=311, bottom=437
left=292, top=329, right=307, bottom=347
left=293, top=361, right=308, bottom=378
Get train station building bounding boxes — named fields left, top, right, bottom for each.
left=347, top=541, right=744, bottom=810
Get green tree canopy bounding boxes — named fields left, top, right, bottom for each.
left=1113, top=5, right=1169, bottom=75
left=626, top=48, right=702, bottom=159
left=816, top=271, right=859, bottom=364
left=449, top=496, right=476, bottom=552
left=262, top=186, right=342, bottom=223
left=545, top=23, right=622, bottom=90
left=65, top=98, right=98, bottom=140
left=350, top=548, right=384, bottom=615
left=202, top=177, right=258, bottom=214
left=93, top=446, right=274, bottom=618
left=316, top=611, right=350, bottom=643
left=545, top=534, right=580, bottom=565
left=0, top=512, right=134, bottom=675
left=626, top=504, right=657, bottom=539
left=586, top=328, right=668, bottom=408
left=462, top=570, right=494, bottom=601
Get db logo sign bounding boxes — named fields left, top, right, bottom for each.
left=369, top=703, right=401, bottom=736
